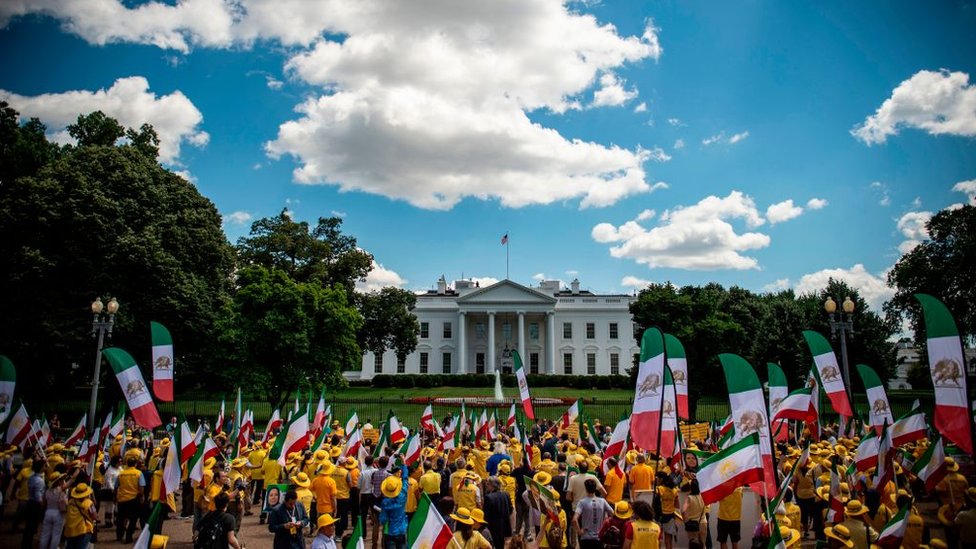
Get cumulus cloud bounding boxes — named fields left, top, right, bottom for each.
left=633, top=102, right=647, bottom=113
left=0, top=76, right=208, bottom=164
left=620, top=275, right=653, bottom=288
left=356, top=259, right=407, bottom=292
left=262, top=2, right=664, bottom=210
left=673, top=138, right=684, bottom=149
left=761, top=278, right=791, bottom=293
left=806, top=198, right=828, bottom=210
left=852, top=69, right=976, bottom=144
left=646, top=147, right=671, bottom=162
left=953, top=179, right=976, bottom=205
left=222, top=210, right=253, bottom=226
left=592, top=73, right=639, bottom=107
left=896, top=210, right=932, bottom=254
left=765, top=199, right=804, bottom=225
left=591, top=191, right=772, bottom=270
left=469, top=276, right=500, bottom=288
left=635, top=209, right=655, bottom=221
left=794, top=264, right=894, bottom=313
left=330, top=210, right=346, bottom=217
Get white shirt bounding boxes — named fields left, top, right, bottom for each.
left=311, top=533, right=337, bottom=549
left=359, top=466, right=376, bottom=495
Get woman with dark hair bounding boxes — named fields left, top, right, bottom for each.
left=449, top=507, right=490, bottom=548
left=623, top=500, right=661, bottom=549
left=681, top=479, right=706, bottom=547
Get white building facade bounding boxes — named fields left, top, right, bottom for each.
left=355, top=278, right=639, bottom=378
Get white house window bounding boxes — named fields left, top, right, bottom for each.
left=419, top=352, right=429, bottom=374
left=563, top=322, right=572, bottom=339
left=420, top=322, right=429, bottom=339
left=396, top=355, right=405, bottom=374
left=475, top=323, right=486, bottom=340
left=530, top=352, right=540, bottom=374
left=503, top=322, right=512, bottom=342
left=476, top=352, right=485, bottom=374
left=585, top=322, right=595, bottom=339
left=609, top=322, right=618, bottom=340
left=529, top=322, right=539, bottom=340
left=373, top=353, right=383, bottom=373
left=563, top=353, right=573, bottom=374
left=610, top=353, right=620, bottom=375
left=442, top=352, right=452, bottom=374
left=587, top=353, right=596, bottom=375
left=443, top=322, right=453, bottom=338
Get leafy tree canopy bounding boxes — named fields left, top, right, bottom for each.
left=355, top=287, right=420, bottom=361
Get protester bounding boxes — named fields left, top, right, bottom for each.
left=268, top=490, right=309, bottom=549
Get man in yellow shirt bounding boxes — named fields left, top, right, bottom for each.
left=311, top=462, right=338, bottom=523
left=419, top=461, right=442, bottom=503
left=603, top=457, right=626, bottom=504
left=331, top=456, right=354, bottom=539
left=455, top=472, right=482, bottom=512
left=115, top=457, right=145, bottom=543
left=717, top=487, right=743, bottom=549
left=628, top=455, right=653, bottom=495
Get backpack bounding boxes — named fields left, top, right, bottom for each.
left=600, top=523, right=624, bottom=548
left=194, top=513, right=226, bottom=549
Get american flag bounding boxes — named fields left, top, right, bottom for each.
left=501, top=233, right=508, bottom=245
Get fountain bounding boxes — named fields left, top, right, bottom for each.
left=493, top=369, right=504, bottom=400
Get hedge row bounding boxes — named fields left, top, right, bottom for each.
left=369, top=373, right=631, bottom=390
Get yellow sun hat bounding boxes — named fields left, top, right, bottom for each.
left=381, top=476, right=403, bottom=498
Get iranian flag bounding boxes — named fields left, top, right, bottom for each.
left=262, top=408, right=282, bottom=442
left=658, top=366, right=678, bottom=459
left=718, top=414, right=734, bottom=437
left=345, top=409, right=359, bottom=435
left=853, top=430, right=880, bottom=472
left=312, top=391, right=327, bottom=434
left=161, top=428, right=182, bottom=499
left=805, top=369, right=821, bottom=441
left=912, top=436, right=948, bottom=492
left=697, top=433, right=764, bottom=505
left=602, top=416, right=630, bottom=471
left=561, top=400, right=580, bottom=429
left=0, top=355, right=15, bottom=424
left=890, top=407, right=927, bottom=447
left=343, top=427, right=364, bottom=458
left=874, top=422, right=895, bottom=491
left=407, top=493, right=454, bottom=548
left=399, top=433, right=423, bottom=466
left=802, top=331, right=853, bottom=417
left=271, top=407, right=309, bottom=466
left=631, top=327, right=666, bottom=451
left=506, top=403, right=516, bottom=431
left=133, top=503, right=165, bottom=549
left=64, top=414, right=87, bottom=448
left=420, top=404, right=434, bottom=431
left=149, top=321, right=174, bottom=402
left=857, top=364, right=894, bottom=433
left=107, top=404, right=126, bottom=439
left=915, top=294, right=974, bottom=454
left=767, top=363, right=789, bottom=440
left=585, top=418, right=604, bottom=451
left=719, top=353, right=776, bottom=497
left=188, top=437, right=219, bottom=483
left=877, top=504, right=912, bottom=549
left=768, top=514, right=787, bottom=549
left=664, top=334, right=690, bottom=420
left=518, top=421, right=535, bottom=465
left=388, top=411, right=407, bottom=445
left=826, top=470, right=845, bottom=523
left=512, top=349, right=535, bottom=420
left=346, top=516, right=366, bottom=549
left=180, top=420, right=198, bottom=463
left=771, top=387, right=815, bottom=424
left=442, top=416, right=457, bottom=452
left=5, top=403, right=30, bottom=447
left=216, top=399, right=225, bottom=435
left=102, top=348, right=162, bottom=429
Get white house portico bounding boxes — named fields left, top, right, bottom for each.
left=355, top=277, right=639, bottom=379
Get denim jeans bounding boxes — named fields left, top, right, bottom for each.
left=65, top=534, right=91, bottom=549
left=383, top=533, right=406, bottom=549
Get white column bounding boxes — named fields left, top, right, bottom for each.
left=517, top=311, right=526, bottom=368
left=547, top=311, right=556, bottom=374
left=487, top=311, right=496, bottom=373
left=458, top=311, right=467, bottom=374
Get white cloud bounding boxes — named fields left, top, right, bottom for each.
left=620, top=275, right=653, bottom=288
left=794, top=264, right=894, bottom=313
left=592, top=73, right=639, bottom=107
left=852, top=69, right=976, bottom=144
left=870, top=181, right=891, bottom=206
left=330, top=210, right=346, bottom=217
left=953, top=179, right=976, bottom=205
left=761, top=278, right=791, bottom=293
left=896, top=210, right=932, bottom=254
left=702, top=133, right=724, bottom=146
left=633, top=102, right=647, bottom=113
left=765, top=199, right=804, bottom=225
left=0, top=76, right=208, bottom=164
left=667, top=118, right=683, bottom=127
left=266, top=76, right=284, bottom=90
left=646, top=146, right=671, bottom=162
left=356, top=259, right=407, bottom=292
left=728, top=131, right=749, bottom=144
left=806, top=198, right=828, bottom=210
left=264, top=4, right=663, bottom=210
left=469, top=276, right=500, bottom=288
left=222, top=210, right=253, bottom=226
left=673, top=138, right=684, bottom=149
left=532, top=273, right=546, bottom=282
left=592, top=191, right=772, bottom=270
left=172, top=169, right=196, bottom=183
left=564, top=269, right=579, bottom=276
left=635, top=209, right=655, bottom=222
left=911, top=196, right=922, bottom=208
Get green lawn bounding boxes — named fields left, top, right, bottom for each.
left=335, top=386, right=633, bottom=399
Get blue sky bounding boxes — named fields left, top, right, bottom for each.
left=2, top=1, right=975, bottom=312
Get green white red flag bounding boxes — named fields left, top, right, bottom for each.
left=343, top=426, right=364, bottom=459
left=407, top=493, right=455, bottom=549
left=262, top=408, right=282, bottom=443
left=399, top=432, right=422, bottom=466
left=161, top=427, right=182, bottom=499
left=64, top=414, right=87, bottom=447
left=512, top=349, right=535, bottom=420
left=771, top=387, right=815, bottom=424
left=506, top=403, right=516, bottom=431
left=856, top=363, right=894, bottom=434
left=0, top=355, right=16, bottom=424
left=133, top=503, right=165, bottom=549
left=345, top=409, right=359, bottom=435
left=149, top=321, right=174, bottom=402
left=665, top=334, right=690, bottom=420
left=5, top=403, right=30, bottom=447
left=188, top=436, right=219, bottom=483
left=890, top=407, right=927, bottom=447
left=877, top=504, right=911, bottom=549
left=802, top=331, right=853, bottom=417
left=697, top=433, right=764, bottom=505
left=271, top=406, right=309, bottom=466
left=388, top=410, right=407, bottom=445
left=561, top=400, right=580, bottom=429
left=180, top=419, right=198, bottom=463
left=719, top=353, right=777, bottom=497
left=767, top=363, right=789, bottom=442
left=631, top=327, right=666, bottom=451
left=102, top=347, right=162, bottom=429
left=853, top=430, right=879, bottom=472
left=912, top=435, right=948, bottom=492
left=914, top=293, right=974, bottom=454
left=346, top=516, right=365, bottom=549
left=420, top=404, right=434, bottom=431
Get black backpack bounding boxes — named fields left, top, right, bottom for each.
left=194, top=512, right=226, bottom=549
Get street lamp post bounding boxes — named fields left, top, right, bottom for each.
left=88, top=297, right=119, bottom=432
left=825, top=296, right=855, bottom=409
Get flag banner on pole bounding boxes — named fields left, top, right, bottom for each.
left=108, top=403, right=126, bottom=439
left=346, top=516, right=366, bottom=549
left=215, top=399, right=225, bottom=435
left=161, top=429, right=182, bottom=499
left=0, top=355, right=16, bottom=424
left=768, top=514, right=786, bottom=549
left=188, top=437, right=219, bottom=483
left=420, top=404, right=434, bottom=431
left=874, top=422, right=895, bottom=491
left=407, top=492, right=456, bottom=549
left=5, top=403, right=30, bottom=447
left=388, top=410, right=407, bottom=445
left=877, top=504, right=911, bottom=549
left=343, top=427, right=364, bottom=458
left=659, top=365, right=678, bottom=459
left=853, top=430, right=879, bottom=472
left=512, top=350, right=535, bottom=420
left=914, top=293, right=974, bottom=454
left=719, top=353, right=777, bottom=497
left=802, top=331, right=853, bottom=417
left=272, top=406, right=309, bottom=466
left=262, top=409, right=282, bottom=443
left=133, top=503, right=165, bottom=549
left=805, top=369, right=822, bottom=441
left=697, top=433, right=764, bottom=505
left=771, top=387, right=814, bottom=424
left=912, top=436, right=948, bottom=492
left=399, top=433, right=422, bottom=466
left=767, top=362, right=789, bottom=423
left=890, top=407, right=927, bottom=447
left=180, top=419, right=197, bottom=464
left=102, top=347, right=162, bottom=429
left=442, top=416, right=457, bottom=452
left=64, top=414, right=87, bottom=447
left=345, top=409, right=359, bottom=435
left=632, top=327, right=666, bottom=451
left=506, top=403, right=516, bottom=431
left=856, top=363, right=894, bottom=433
left=561, top=400, right=580, bottom=429
left=149, top=321, right=174, bottom=402
left=664, top=334, right=690, bottom=420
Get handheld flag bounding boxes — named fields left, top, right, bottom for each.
left=719, top=353, right=776, bottom=498
left=856, top=364, right=894, bottom=433
left=5, top=403, right=30, bottom=447
left=346, top=516, right=365, bottom=549
left=64, top=414, right=87, bottom=447
left=696, top=433, right=763, bottom=505
left=149, top=321, right=174, bottom=402
left=102, top=347, right=162, bottom=429
left=665, top=334, right=690, bottom=420
left=407, top=493, right=454, bottom=548
left=512, top=349, right=535, bottom=420
left=912, top=435, right=948, bottom=492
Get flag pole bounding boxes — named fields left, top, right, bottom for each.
left=506, top=230, right=510, bottom=280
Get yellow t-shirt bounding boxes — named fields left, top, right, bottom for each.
left=117, top=467, right=143, bottom=503
left=249, top=450, right=266, bottom=480
left=628, top=463, right=653, bottom=492
left=311, top=475, right=337, bottom=514
left=296, top=487, right=314, bottom=513
left=263, top=458, right=282, bottom=485
left=452, top=530, right=491, bottom=549
left=455, top=482, right=479, bottom=511
left=64, top=498, right=95, bottom=538
left=604, top=468, right=625, bottom=504
left=499, top=475, right=516, bottom=507
left=656, top=486, right=679, bottom=515
left=628, top=518, right=661, bottom=549
left=15, top=468, right=31, bottom=501
left=420, top=471, right=441, bottom=495
left=472, top=450, right=490, bottom=479
left=718, top=488, right=743, bottom=521
left=539, top=509, right=568, bottom=548
left=406, top=478, right=419, bottom=513
left=331, top=467, right=351, bottom=500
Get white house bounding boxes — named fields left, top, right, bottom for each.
left=354, top=277, right=639, bottom=378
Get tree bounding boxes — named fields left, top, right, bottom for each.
left=216, top=265, right=362, bottom=407
left=886, top=205, right=976, bottom=345
left=0, top=101, right=60, bottom=186
left=0, top=108, right=235, bottom=400
left=355, top=287, right=420, bottom=362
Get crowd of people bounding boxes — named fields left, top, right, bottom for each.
left=1, top=414, right=975, bottom=549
